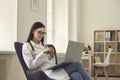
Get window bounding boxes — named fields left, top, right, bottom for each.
left=47, top=0, right=69, bottom=53
left=47, top=0, right=53, bottom=44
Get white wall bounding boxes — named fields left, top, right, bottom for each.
left=0, top=0, right=17, bottom=51
left=68, top=0, right=78, bottom=41
left=53, top=0, right=68, bottom=53
left=78, top=0, right=120, bottom=49
left=0, top=54, right=26, bottom=80
left=17, top=0, right=47, bottom=42
left=53, top=0, right=80, bottom=53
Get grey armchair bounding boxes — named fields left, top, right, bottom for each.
left=14, top=42, right=58, bottom=80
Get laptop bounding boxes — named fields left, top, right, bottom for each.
left=47, top=40, right=84, bottom=70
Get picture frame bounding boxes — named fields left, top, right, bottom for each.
left=31, top=0, right=39, bottom=13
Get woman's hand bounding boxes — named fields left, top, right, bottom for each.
left=43, top=47, right=54, bottom=58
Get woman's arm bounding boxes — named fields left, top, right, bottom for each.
left=43, top=47, right=54, bottom=58
left=22, top=43, right=46, bottom=69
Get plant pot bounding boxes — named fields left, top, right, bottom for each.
left=82, top=51, right=89, bottom=56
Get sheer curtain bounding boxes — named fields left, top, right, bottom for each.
left=47, top=0, right=69, bottom=53
left=47, top=0, right=53, bottom=44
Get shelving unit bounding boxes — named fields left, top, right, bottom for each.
left=81, top=54, right=92, bottom=75
left=93, top=30, right=120, bottom=76
left=116, top=30, right=120, bottom=75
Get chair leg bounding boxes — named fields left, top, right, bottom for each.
left=94, top=69, right=99, bottom=80
left=103, top=67, right=108, bottom=80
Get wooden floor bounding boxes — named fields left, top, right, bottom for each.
left=92, top=77, right=120, bottom=80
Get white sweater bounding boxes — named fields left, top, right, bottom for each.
left=22, top=40, right=70, bottom=80
left=22, top=40, right=55, bottom=70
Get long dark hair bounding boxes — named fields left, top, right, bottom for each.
left=27, top=22, right=45, bottom=45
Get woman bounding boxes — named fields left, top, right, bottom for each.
left=22, top=22, right=91, bottom=80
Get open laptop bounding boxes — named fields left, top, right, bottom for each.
left=47, top=40, right=84, bottom=70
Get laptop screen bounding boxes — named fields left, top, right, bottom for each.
left=64, top=40, right=84, bottom=62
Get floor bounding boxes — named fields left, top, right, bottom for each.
left=92, top=77, right=120, bottom=80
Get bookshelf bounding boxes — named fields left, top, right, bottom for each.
left=93, top=30, right=120, bottom=76
left=81, top=54, right=92, bottom=75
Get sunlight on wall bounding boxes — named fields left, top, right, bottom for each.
left=0, top=0, right=17, bottom=51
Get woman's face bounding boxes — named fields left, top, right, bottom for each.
left=32, top=27, right=46, bottom=42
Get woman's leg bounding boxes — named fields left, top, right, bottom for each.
left=62, top=62, right=91, bottom=80
left=76, top=62, right=91, bottom=80
left=70, top=72, right=83, bottom=80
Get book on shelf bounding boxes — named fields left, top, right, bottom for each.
left=94, top=43, right=100, bottom=52
left=118, top=32, right=120, bottom=41
left=118, top=42, right=120, bottom=52
left=95, top=56, right=101, bottom=63
left=105, top=31, right=112, bottom=41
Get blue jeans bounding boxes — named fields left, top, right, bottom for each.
left=62, top=62, right=91, bottom=80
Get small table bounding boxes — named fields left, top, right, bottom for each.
left=81, top=54, right=92, bottom=75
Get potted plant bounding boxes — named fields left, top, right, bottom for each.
left=83, top=45, right=91, bottom=55
left=87, top=45, right=91, bottom=51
